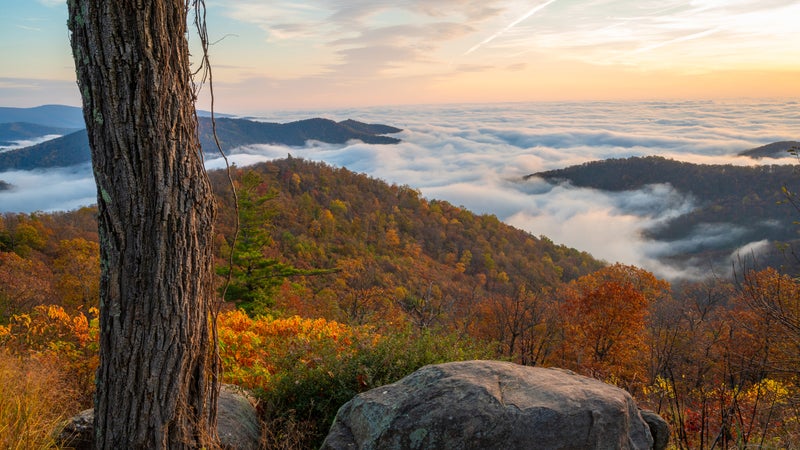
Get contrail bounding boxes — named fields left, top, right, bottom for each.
left=630, top=27, right=721, bottom=55
left=464, top=0, right=559, bottom=56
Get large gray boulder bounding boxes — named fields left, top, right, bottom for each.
left=322, top=360, right=668, bottom=450
left=56, top=384, right=260, bottom=449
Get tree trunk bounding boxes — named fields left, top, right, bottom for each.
left=67, top=1, right=218, bottom=448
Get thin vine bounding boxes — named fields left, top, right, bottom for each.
left=188, top=0, right=241, bottom=432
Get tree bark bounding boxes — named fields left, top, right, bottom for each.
left=67, top=1, right=218, bottom=448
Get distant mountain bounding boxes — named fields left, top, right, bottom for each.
left=531, top=155, right=800, bottom=272
left=0, top=129, right=90, bottom=171
left=0, top=117, right=402, bottom=172
left=196, top=117, right=401, bottom=151
left=0, top=122, right=78, bottom=146
left=739, top=141, right=800, bottom=159
left=0, top=105, right=86, bottom=129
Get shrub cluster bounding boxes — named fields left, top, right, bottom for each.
left=217, top=310, right=492, bottom=447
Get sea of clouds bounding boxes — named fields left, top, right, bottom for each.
left=2, top=100, right=799, bottom=279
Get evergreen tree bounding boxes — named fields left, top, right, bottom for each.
left=220, top=170, right=333, bottom=316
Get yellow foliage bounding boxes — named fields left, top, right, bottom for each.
left=745, top=378, right=790, bottom=405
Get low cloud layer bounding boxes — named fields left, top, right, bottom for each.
left=4, top=100, right=799, bottom=279
left=0, top=164, right=95, bottom=212
left=0, top=135, right=63, bottom=153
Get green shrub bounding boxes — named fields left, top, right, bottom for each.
left=259, top=326, right=493, bottom=448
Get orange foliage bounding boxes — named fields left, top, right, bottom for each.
left=216, top=310, right=378, bottom=389
left=52, top=238, right=100, bottom=308
left=559, top=264, right=669, bottom=383
left=473, top=285, right=558, bottom=366
left=0, top=251, right=54, bottom=316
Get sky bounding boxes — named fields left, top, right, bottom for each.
left=2, top=0, right=800, bottom=112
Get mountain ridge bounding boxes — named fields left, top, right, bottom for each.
left=0, top=105, right=86, bottom=129
left=0, top=116, right=402, bottom=172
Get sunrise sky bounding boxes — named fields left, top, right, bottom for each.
left=2, top=0, right=799, bottom=113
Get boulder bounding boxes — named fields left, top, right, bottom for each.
left=322, top=360, right=668, bottom=450
left=56, top=384, right=260, bottom=449
left=217, top=384, right=262, bottom=450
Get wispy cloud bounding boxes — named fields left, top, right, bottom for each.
left=217, top=0, right=504, bottom=81
left=628, top=27, right=722, bottom=55
left=204, top=0, right=800, bottom=109
left=500, top=0, right=800, bottom=70
left=36, top=0, right=64, bottom=7
left=16, top=25, right=42, bottom=32
left=464, top=0, right=558, bottom=55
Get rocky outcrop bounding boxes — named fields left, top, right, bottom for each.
left=56, top=384, right=261, bottom=449
left=322, top=360, right=668, bottom=450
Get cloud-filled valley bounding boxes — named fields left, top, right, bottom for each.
left=2, top=100, right=799, bottom=280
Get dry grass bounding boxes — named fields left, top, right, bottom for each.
left=261, top=412, right=319, bottom=450
left=0, top=350, right=82, bottom=450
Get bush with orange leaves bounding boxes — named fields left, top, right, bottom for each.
left=217, top=309, right=378, bottom=389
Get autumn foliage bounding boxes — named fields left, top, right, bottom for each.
left=2, top=158, right=800, bottom=448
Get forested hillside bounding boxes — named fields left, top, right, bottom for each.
left=208, top=157, right=604, bottom=324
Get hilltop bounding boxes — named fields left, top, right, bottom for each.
left=0, top=156, right=603, bottom=325
left=0, top=104, right=228, bottom=129
left=738, top=140, right=800, bottom=159
left=530, top=155, right=800, bottom=271
left=0, top=128, right=91, bottom=171
left=196, top=117, right=401, bottom=150
left=0, top=122, right=79, bottom=147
